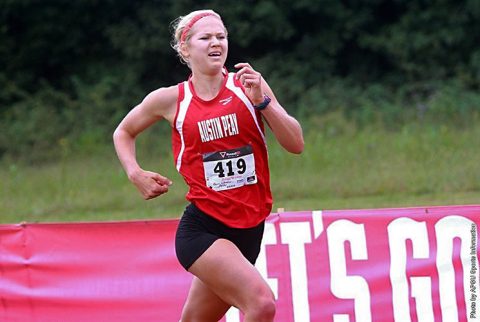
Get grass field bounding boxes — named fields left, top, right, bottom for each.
left=1, top=121, right=479, bottom=224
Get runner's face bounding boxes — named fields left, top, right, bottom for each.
left=184, top=16, right=228, bottom=73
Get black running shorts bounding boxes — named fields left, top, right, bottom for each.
left=175, top=203, right=265, bottom=271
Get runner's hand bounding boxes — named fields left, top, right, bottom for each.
left=128, top=169, right=172, bottom=200
left=234, top=63, right=264, bottom=105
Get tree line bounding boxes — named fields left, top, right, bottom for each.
left=1, top=0, right=479, bottom=161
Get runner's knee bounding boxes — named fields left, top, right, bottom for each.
left=246, top=292, right=276, bottom=321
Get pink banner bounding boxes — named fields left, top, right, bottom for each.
left=1, top=205, right=479, bottom=321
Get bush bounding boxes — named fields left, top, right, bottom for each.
left=2, top=72, right=479, bottom=164
left=295, top=78, right=480, bottom=131
left=0, top=86, right=74, bottom=162
left=0, top=74, right=142, bottom=163
left=423, top=80, right=480, bottom=126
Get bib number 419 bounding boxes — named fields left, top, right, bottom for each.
left=213, top=158, right=247, bottom=178
left=203, top=145, right=257, bottom=191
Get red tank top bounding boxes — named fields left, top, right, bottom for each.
left=172, top=72, right=272, bottom=228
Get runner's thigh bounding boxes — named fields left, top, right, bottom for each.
left=181, top=276, right=231, bottom=321
left=188, top=238, right=273, bottom=311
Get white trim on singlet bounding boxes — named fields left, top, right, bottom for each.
left=225, top=73, right=267, bottom=145
left=175, top=82, right=193, bottom=172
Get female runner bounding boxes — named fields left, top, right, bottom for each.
left=113, top=9, right=304, bottom=322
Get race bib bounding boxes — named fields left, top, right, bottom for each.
left=203, top=145, right=257, bottom=191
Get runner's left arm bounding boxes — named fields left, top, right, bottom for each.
left=235, top=62, right=304, bottom=154
left=259, top=79, right=304, bottom=154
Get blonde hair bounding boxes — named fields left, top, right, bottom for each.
left=170, top=9, right=226, bottom=65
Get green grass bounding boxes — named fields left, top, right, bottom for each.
left=1, top=122, right=479, bottom=224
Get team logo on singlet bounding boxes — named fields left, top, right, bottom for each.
left=219, top=96, right=233, bottom=105
left=197, top=113, right=239, bottom=143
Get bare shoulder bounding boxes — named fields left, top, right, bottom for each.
left=142, top=84, right=179, bottom=124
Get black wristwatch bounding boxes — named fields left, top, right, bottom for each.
left=253, top=94, right=271, bottom=111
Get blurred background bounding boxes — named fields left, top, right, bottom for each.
left=1, top=0, right=479, bottom=223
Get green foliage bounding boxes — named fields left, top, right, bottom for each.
left=424, top=81, right=480, bottom=122
left=0, top=85, right=73, bottom=161
left=293, top=78, right=480, bottom=132
left=357, top=1, right=480, bottom=82
left=2, top=122, right=479, bottom=223
left=0, top=74, right=142, bottom=162
left=2, top=0, right=480, bottom=162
